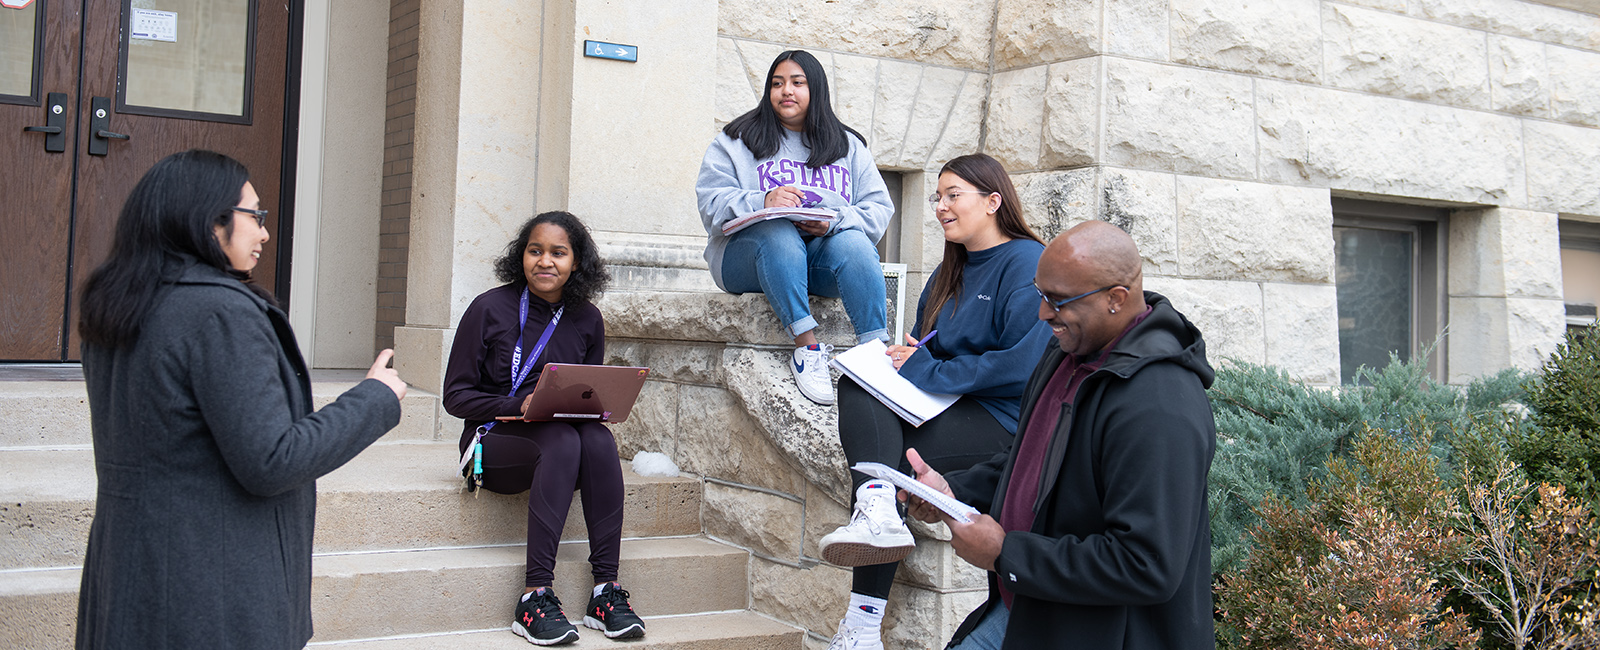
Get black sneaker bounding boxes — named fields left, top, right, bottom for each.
left=582, top=582, right=646, bottom=639
left=512, top=589, right=580, bottom=646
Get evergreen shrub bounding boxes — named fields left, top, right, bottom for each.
left=1508, top=330, right=1600, bottom=515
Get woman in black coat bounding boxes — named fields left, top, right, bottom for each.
left=73, top=150, right=408, bottom=650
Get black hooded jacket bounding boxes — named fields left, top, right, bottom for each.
left=944, top=291, right=1217, bottom=650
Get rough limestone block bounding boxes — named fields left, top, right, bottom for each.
left=606, top=339, right=723, bottom=385
left=872, top=59, right=925, bottom=166
left=928, top=74, right=988, bottom=167
left=1506, top=298, right=1567, bottom=374
left=1103, top=58, right=1255, bottom=180
left=1524, top=121, right=1600, bottom=219
left=750, top=558, right=851, bottom=636
left=731, top=39, right=786, bottom=105
left=598, top=291, right=856, bottom=347
left=1549, top=44, right=1600, bottom=128
left=1489, top=35, right=1549, bottom=116
left=1322, top=3, right=1490, bottom=109
left=1144, top=277, right=1266, bottom=366
left=1262, top=282, right=1341, bottom=385
left=608, top=378, right=679, bottom=463
left=1176, top=177, right=1333, bottom=283
left=720, top=347, right=851, bottom=502
left=1101, top=168, right=1181, bottom=276
left=900, top=67, right=971, bottom=170
left=0, top=382, right=90, bottom=447
left=883, top=584, right=988, bottom=650
left=1338, top=0, right=1406, bottom=11
left=1256, top=80, right=1527, bottom=205
left=897, top=536, right=988, bottom=591
left=992, top=0, right=1099, bottom=69
left=675, top=383, right=810, bottom=498
left=830, top=53, right=881, bottom=143
left=703, top=482, right=805, bottom=561
left=985, top=65, right=1049, bottom=171
left=716, top=37, right=756, bottom=126
left=1106, top=0, right=1171, bottom=60
left=1015, top=168, right=1099, bottom=243
left=1449, top=207, right=1564, bottom=300
left=801, top=490, right=850, bottom=560
left=1412, top=0, right=1600, bottom=52
left=718, top=0, right=995, bottom=70
left=1172, top=0, right=1321, bottom=82
left=1042, top=58, right=1099, bottom=169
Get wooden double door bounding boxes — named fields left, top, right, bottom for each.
left=1, top=0, right=294, bottom=361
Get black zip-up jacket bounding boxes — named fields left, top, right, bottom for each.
left=943, top=292, right=1217, bottom=650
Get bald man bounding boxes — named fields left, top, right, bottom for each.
left=906, top=221, right=1217, bottom=650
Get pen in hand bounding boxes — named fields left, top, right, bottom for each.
left=913, top=330, right=937, bottom=348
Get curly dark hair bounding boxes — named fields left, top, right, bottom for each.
left=491, top=211, right=610, bottom=305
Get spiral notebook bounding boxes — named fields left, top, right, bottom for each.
left=828, top=340, right=959, bottom=426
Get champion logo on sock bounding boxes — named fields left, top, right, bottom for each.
left=866, top=482, right=889, bottom=490
left=857, top=604, right=880, bottom=614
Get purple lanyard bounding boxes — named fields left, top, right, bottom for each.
left=484, top=289, right=564, bottom=433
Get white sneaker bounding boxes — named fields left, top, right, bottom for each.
left=819, top=482, right=915, bottom=567
left=827, top=619, right=884, bottom=650
left=791, top=344, right=836, bottom=405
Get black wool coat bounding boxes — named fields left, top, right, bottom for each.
left=75, top=260, right=402, bottom=650
left=944, top=292, right=1218, bottom=650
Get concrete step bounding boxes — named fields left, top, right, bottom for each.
left=1, top=537, right=753, bottom=648
left=0, top=375, right=447, bottom=449
left=309, top=612, right=803, bottom=649
left=0, top=443, right=702, bottom=570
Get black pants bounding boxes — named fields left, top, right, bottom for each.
left=836, top=376, right=1013, bottom=599
left=479, top=421, right=624, bottom=588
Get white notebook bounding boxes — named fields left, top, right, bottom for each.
left=829, top=339, right=959, bottom=426
left=852, top=462, right=979, bottom=524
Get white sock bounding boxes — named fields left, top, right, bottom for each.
left=845, top=592, right=887, bottom=629
left=856, top=481, right=894, bottom=503
left=593, top=582, right=613, bottom=598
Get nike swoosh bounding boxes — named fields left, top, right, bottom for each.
left=794, top=357, right=805, bottom=373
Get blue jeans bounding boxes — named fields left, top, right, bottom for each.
left=720, top=218, right=888, bottom=344
left=947, top=602, right=1009, bottom=650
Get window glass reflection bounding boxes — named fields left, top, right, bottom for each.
left=124, top=0, right=248, bottom=116
left=0, top=3, right=39, bottom=98
left=1335, top=226, right=1413, bottom=384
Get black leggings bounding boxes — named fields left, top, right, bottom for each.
left=836, top=375, right=1013, bottom=599
left=479, top=421, right=624, bottom=588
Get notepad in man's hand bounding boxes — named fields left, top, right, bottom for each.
left=828, top=339, right=958, bottom=426
left=851, top=462, right=978, bottom=524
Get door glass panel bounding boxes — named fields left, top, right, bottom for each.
left=0, top=2, right=39, bottom=98
left=1334, top=226, right=1413, bottom=384
left=123, top=0, right=249, bottom=116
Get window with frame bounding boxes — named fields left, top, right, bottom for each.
left=1560, top=219, right=1600, bottom=339
left=1332, top=199, right=1449, bottom=384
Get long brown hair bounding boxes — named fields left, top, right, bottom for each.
left=920, top=154, right=1043, bottom=335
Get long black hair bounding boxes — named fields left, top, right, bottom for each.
left=921, top=154, right=1044, bottom=335
left=491, top=211, right=610, bottom=305
left=79, top=150, right=252, bottom=349
left=723, top=49, right=866, bottom=168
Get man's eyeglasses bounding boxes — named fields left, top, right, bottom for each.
left=232, top=207, right=269, bottom=228
left=926, top=190, right=994, bottom=208
left=1034, top=282, right=1121, bottom=314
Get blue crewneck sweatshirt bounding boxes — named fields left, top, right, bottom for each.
left=897, top=238, right=1052, bottom=434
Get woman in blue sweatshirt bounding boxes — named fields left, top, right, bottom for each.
left=695, top=49, right=895, bottom=406
left=818, top=153, right=1051, bottom=650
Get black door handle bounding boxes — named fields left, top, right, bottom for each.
left=88, top=97, right=129, bottom=156
left=24, top=92, right=69, bottom=153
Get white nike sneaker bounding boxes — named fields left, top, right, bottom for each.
left=819, top=482, right=915, bottom=567
left=791, top=344, right=836, bottom=405
left=826, top=619, right=884, bottom=650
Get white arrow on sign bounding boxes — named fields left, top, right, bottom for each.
left=614, top=48, right=628, bottom=56
left=1, top=0, right=37, bottom=9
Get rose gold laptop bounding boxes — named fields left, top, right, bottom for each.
left=495, top=364, right=650, bottom=423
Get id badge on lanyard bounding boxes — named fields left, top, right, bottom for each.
left=459, top=289, right=564, bottom=492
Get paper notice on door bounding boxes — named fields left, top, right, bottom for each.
left=130, top=8, right=177, bottom=42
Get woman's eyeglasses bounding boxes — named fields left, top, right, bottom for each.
left=232, top=207, right=269, bottom=228
left=926, top=190, right=994, bottom=208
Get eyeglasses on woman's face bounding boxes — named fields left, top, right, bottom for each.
left=232, top=206, right=268, bottom=229
left=1034, top=282, right=1122, bottom=314
left=927, top=190, right=994, bottom=208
